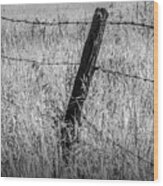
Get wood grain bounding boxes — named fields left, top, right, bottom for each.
left=154, top=1, right=158, bottom=181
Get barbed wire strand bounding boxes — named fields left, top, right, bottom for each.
left=1, top=16, right=154, bottom=29
left=1, top=55, right=154, bottom=83
left=1, top=55, right=80, bottom=66
left=95, top=66, right=154, bottom=83
left=82, top=114, right=154, bottom=167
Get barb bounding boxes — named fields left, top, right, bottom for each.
left=1, top=16, right=154, bottom=29
left=82, top=114, right=154, bottom=167
left=95, top=66, right=154, bottom=83
left=1, top=55, right=79, bottom=66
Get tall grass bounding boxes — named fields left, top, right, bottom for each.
left=1, top=2, right=154, bottom=180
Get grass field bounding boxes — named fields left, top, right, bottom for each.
left=1, top=1, right=154, bottom=180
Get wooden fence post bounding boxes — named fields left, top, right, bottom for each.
left=61, top=8, right=108, bottom=164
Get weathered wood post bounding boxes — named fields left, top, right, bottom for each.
left=61, top=8, right=108, bottom=164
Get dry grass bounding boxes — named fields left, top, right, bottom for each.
left=1, top=2, right=154, bottom=180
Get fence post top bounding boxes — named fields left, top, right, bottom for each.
left=95, top=8, right=109, bottom=20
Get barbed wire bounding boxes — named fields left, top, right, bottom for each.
left=1, top=55, right=79, bottom=66
left=82, top=114, right=154, bottom=167
left=1, top=14, right=154, bottom=169
left=1, top=16, right=154, bottom=29
left=1, top=55, right=154, bottom=83
left=95, top=66, right=154, bottom=83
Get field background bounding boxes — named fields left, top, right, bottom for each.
left=1, top=1, right=154, bottom=180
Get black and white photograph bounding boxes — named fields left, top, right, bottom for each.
left=1, top=1, right=155, bottom=180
